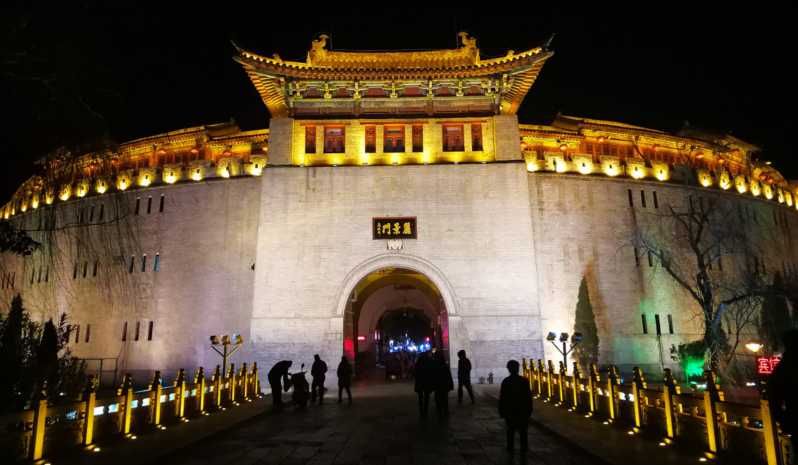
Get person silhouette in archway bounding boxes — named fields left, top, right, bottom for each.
left=432, top=350, right=454, bottom=418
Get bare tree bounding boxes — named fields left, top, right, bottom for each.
left=633, top=193, right=770, bottom=375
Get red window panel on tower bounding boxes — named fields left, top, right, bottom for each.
left=442, top=125, right=464, bottom=152
left=383, top=126, right=405, bottom=153
left=305, top=126, right=316, bottom=154
left=365, top=126, right=376, bottom=153
left=324, top=127, right=345, bottom=153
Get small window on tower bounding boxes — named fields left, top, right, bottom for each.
left=412, top=125, right=423, bottom=152
left=305, top=126, right=316, bottom=154
left=324, top=126, right=345, bottom=153
left=442, top=125, right=464, bottom=152
left=383, top=126, right=405, bottom=153
left=365, top=126, right=376, bottom=153
left=471, top=123, right=483, bottom=151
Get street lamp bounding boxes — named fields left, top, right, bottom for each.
left=209, top=334, right=244, bottom=375
left=546, top=331, right=583, bottom=370
left=744, top=340, right=765, bottom=391
left=745, top=342, right=763, bottom=354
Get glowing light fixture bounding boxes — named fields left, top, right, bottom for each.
left=391, top=153, right=400, bottom=165
left=629, top=165, right=645, bottom=179
left=734, top=176, right=747, bottom=194
left=763, top=184, right=774, bottom=199
left=718, top=172, right=731, bottom=190
left=139, top=173, right=152, bottom=187
left=578, top=161, right=593, bottom=175
left=745, top=342, right=763, bottom=353
left=96, top=180, right=108, bottom=194
left=191, top=168, right=203, bottom=181
left=59, top=186, right=71, bottom=201
left=117, top=177, right=130, bottom=191
left=602, top=161, right=620, bottom=177
left=164, top=169, right=178, bottom=184
left=45, top=190, right=55, bottom=205
left=31, top=195, right=40, bottom=209
left=750, top=180, right=761, bottom=197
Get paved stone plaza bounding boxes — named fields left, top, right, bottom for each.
left=164, top=382, right=603, bottom=465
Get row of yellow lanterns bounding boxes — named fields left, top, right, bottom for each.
left=525, top=153, right=670, bottom=181
left=2, top=156, right=267, bottom=219
left=525, top=152, right=798, bottom=210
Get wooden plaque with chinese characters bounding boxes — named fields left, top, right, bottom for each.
left=373, top=217, right=417, bottom=239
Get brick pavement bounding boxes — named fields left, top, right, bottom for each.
left=162, top=382, right=606, bottom=465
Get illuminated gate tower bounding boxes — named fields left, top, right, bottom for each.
left=236, top=33, right=553, bottom=378
left=6, top=33, right=784, bottom=383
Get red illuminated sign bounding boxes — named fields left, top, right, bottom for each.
left=756, top=356, right=782, bottom=375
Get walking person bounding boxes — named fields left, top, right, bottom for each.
left=499, top=360, right=533, bottom=454
left=310, top=354, right=328, bottom=405
left=337, top=356, right=353, bottom=404
left=457, top=349, right=475, bottom=404
left=414, top=351, right=433, bottom=418
left=267, top=360, right=292, bottom=410
left=432, top=350, right=454, bottom=418
left=767, top=328, right=798, bottom=463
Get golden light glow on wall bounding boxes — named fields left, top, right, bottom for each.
left=777, top=188, right=785, bottom=204
left=190, top=167, right=204, bottom=181
left=76, top=180, right=89, bottom=198
left=45, top=189, right=55, bottom=205
left=95, top=179, right=108, bottom=194
left=750, top=179, right=761, bottom=197
left=763, top=184, right=774, bottom=200
left=652, top=163, right=669, bottom=181
left=526, top=159, right=542, bottom=172
left=734, top=175, right=748, bottom=194
left=600, top=157, right=620, bottom=177
left=627, top=162, right=646, bottom=180
left=572, top=155, right=593, bottom=175
left=117, top=174, right=131, bottom=191
left=163, top=167, right=181, bottom=184
left=697, top=170, right=713, bottom=187
left=30, top=194, right=40, bottom=209
left=391, top=154, right=401, bottom=165
left=59, top=185, right=72, bottom=201
left=138, top=170, right=155, bottom=187
left=786, top=192, right=794, bottom=207
left=247, top=155, right=267, bottom=175
left=20, top=200, right=28, bottom=212
left=718, top=171, right=731, bottom=190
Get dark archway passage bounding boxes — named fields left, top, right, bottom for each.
left=342, top=267, right=448, bottom=378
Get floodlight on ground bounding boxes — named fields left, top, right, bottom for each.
left=210, top=335, right=220, bottom=345
left=209, top=332, right=244, bottom=375
left=572, top=332, right=583, bottom=344
left=546, top=332, right=557, bottom=341
left=559, top=332, right=569, bottom=343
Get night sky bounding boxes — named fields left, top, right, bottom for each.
left=2, top=5, right=794, bottom=202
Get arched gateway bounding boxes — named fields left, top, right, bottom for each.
left=334, top=254, right=466, bottom=376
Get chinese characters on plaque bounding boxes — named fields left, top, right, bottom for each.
left=756, top=355, right=782, bottom=375
left=373, top=217, right=417, bottom=239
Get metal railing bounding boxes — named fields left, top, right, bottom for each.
left=1, top=361, right=261, bottom=464
left=522, top=358, right=793, bottom=465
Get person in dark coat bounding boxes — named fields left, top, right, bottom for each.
left=767, top=328, right=798, bottom=459
left=337, top=356, right=353, bottom=404
left=414, top=351, right=433, bottom=417
left=457, top=349, right=475, bottom=404
left=432, top=350, right=454, bottom=418
left=267, top=360, right=292, bottom=409
left=310, top=354, right=328, bottom=404
left=499, top=360, right=533, bottom=453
